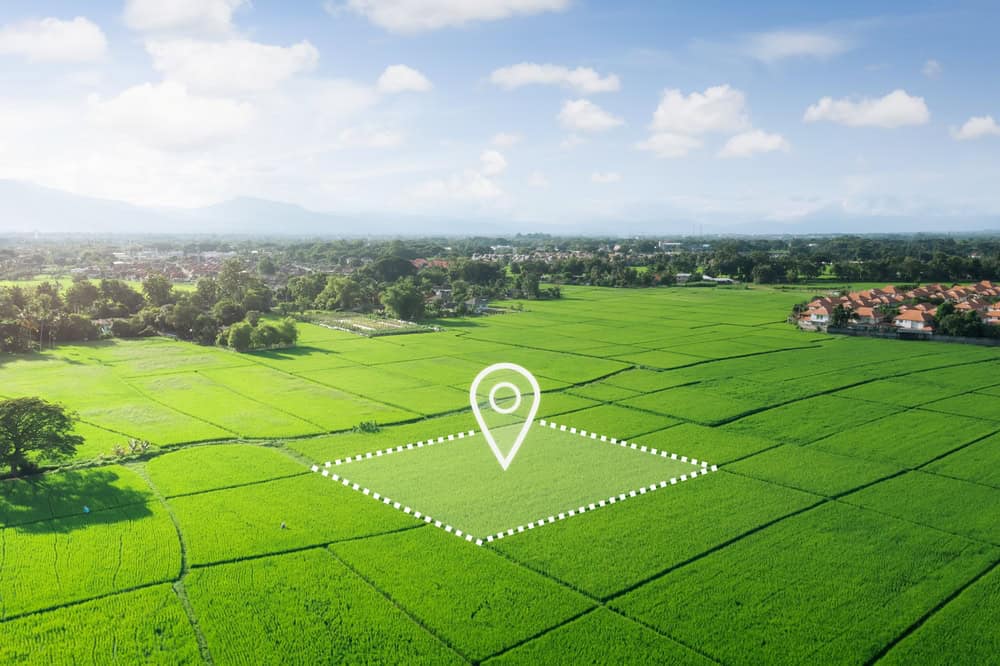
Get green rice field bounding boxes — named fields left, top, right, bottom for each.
left=1, top=284, right=998, bottom=663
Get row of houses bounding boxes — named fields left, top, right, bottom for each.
left=799, top=280, right=1000, bottom=333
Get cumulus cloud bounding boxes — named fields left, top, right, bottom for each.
left=745, top=30, right=849, bottom=63
left=480, top=149, right=507, bottom=175
left=558, top=99, right=623, bottom=132
left=0, top=17, right=107, bottom=63
left=591, top=171, right=621, bottom=183
left=650, top=85, right=749, bottom=135
left=635, top=132, right=702, bottom=158
left=414, top=170, right=502, bottom=199
left=922, top=59, right=942, bottom=79
left=804, top=89, right=930, bottom=128
left=147, top=39, right=319, bottom=94
left=491, top=132, right=522, bottom=147
left=951, top=115, right=1000, bottom=141
left=377, top=64, right=433, bottom=93
left=341, top=0, right=570, bottom=33
left=124, top=0, right=247, bottom=34
left=490, top=63, right=620, bottom=93
left=719, top=129, right=790, bottom=158
left=88, top=81, right=255, bottom=149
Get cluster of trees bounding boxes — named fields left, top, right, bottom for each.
left=934, top=302, right=1000, bottom=338
left=0, top=259, right=296, bottom=354
left=280, top=248, right=555, bottom=321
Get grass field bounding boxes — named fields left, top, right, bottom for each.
left=1, top=284, right=998, bottom=663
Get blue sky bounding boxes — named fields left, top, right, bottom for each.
left=0, top=0, right=998, bottom=231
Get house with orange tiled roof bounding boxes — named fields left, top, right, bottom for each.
left=893, top=309, right=934, bottom=331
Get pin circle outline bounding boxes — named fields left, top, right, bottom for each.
left=488, top=382, right=522, bottom=414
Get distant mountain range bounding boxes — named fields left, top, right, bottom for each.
left=0, top=179, right=997, bottom=237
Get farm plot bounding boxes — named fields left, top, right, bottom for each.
left=129, top=372, right=319, bottom=438
left=924, top=432, right=1000, bottom=488
left=168, top=473, right=415, bottom=565
left=186, top=548, right=460, bottom=664
left=619, top=382, right=774, bottom=425
left=331, top=527, right=595, bottom=663
left=146, top=444, right=307, bottom=497
left=487, top=608, right=712, bottom=665
left=808, top=409, right=998, bottom=467
left=918, top=393, right=1000, bottom=422
left=880, top=563, right=1000, bottom=666
left=843, top=471, right=1000, bottom=545
left=1, top=465, right=152, bottom=527
left=0, top=584, right=201, bottom=664
left=0, top=502, right=181, bottom=619
left=284, top=412, right=477, bottom=463
left=68, top=338, right=248, bottom=377
left=836, top=378, right=965, bottom=408
left=202, top=365, right=417, bottom=430
left=322, top=423, right=703, bottom=538
left=637, top=423, right=780, bottom=465
left=721, top=394, right=898, bottom=444
left=495, top=472, right=817, bottom=599
left=727, top=444, right=901, bottom=496
left=546, top=404, right=677, bottom=439
left=612, top=502, right=999, bottom=665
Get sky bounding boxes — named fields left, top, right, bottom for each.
left=0, top=0, right=999, bottom=232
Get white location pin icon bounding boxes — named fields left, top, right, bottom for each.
left=470, top=363, right=541, bottom=471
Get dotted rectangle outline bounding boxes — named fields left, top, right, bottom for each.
left=309, top=421, right=718, bottom=547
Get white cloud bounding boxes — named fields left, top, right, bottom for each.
left=89, top=81, right=255, bottom=149
left=559, top=134, right=585, bottom=150
left=341, top=0, right=570, bottom=33
left=491, top=132, right=522, bottom=147
left=490, top=63, right=620, bottom=93
left=414, top=170, right=502, bottom=199
left=922, top=59, right=942, bottom=79
left=591, top=171, right=621, bottom=183
left=746, top=30, right=849, bottom=63
left=377, top=64, right=433, bottom=93
left=558, top=99, right=623, bottom=132
left=124, top=0, right=247, bottom=34
left=147, top=39, right=319, bottom=94
left=635, top=132, right=702, bottom=158
left=951, top=115, right=1000, bottom=141
left=480, top=149, right=507, bottom=175
left=651, top=85, right=749, bottom=135
left=719, top=129, right=790, bottom=158
left=804, top=89, right=930, bottom=128
left=528, top=171, right=549, bottom=188
left=0, top=17, right=107, bottom=63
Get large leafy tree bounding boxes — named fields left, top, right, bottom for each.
left=0, top=398, right=82, bottom=476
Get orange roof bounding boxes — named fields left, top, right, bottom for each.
left=895, top=309, right=933, bottom=323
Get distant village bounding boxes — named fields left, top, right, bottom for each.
left=798, top=281, right=1000, bottom=335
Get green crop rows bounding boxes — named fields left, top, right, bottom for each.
left=1, top=284, right=998, bottom=663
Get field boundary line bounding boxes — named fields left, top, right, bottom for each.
left=185, top=524, right=427, bottom=570
left=193, top=370, right=329, bottom=434
left=163, top=471, right=310, bottom=500
left=602, top=496, right=827, bottom=603
left=118, top=376, right=240, bottom=438
left=868, top=558, right=1000, bottom=665
left=323, top=546, right=474, bottom=664
left=0, top=580, right=172, bottom=625
left=308, top=421, right=718, bottom=548
left=131, top=463, right=215, bottom=665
